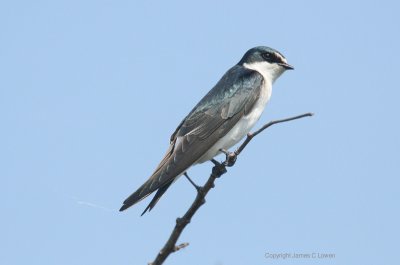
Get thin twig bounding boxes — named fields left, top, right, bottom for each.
left=149, top=112, right=313, bottom=265
left=235, top=112, right=314, bottom=155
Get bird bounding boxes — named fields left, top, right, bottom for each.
left=119, top=46, right=294, bottom=214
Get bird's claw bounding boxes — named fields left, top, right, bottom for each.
left=220, top=149, right=237, bottom=167
left=212, top=163, right=227, bottom=177
left=210, top=159, right=226, bottom=176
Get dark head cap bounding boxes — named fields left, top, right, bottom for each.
left=238, top=46, right=294, bottom=70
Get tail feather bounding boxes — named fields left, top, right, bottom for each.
left=119, top=185, right=152, bottom=212
left=119, top=177, right=174, bottom=213
left=140, top=180, right=173, bottom=215
left=119, top=176, right=159, bottom=212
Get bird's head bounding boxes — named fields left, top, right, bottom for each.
left=238, top=46, right=293, bottom=83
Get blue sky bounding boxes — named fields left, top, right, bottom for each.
left=1, top=1, right=399, bottom=264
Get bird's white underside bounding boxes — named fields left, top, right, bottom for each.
left=172, top=61, right=285, bottom=180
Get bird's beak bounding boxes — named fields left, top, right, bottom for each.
left=279, top=62, right=294, bottom=70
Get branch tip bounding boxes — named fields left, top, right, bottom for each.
left=174, top=242, right=189, bottom=252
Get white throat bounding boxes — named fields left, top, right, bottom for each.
left=243, top=61, right=285, bottom=85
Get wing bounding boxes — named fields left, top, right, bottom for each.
left=119, top=66, right=264, bottom=212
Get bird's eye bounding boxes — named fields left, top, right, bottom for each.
left=262, top=52, right=282, bottom=64
left=262, top=52, right=276, bottom=63
left=262, top=52, right=271, bottom=60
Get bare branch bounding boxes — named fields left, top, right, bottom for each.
left=235, top=112, right=314, bottom=155
left=149, top=112, right=313, bottom=265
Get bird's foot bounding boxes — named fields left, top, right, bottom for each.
left=184, top=172, right=201, bottom=192
left=211, top=159, right=227, bottom=177
left=219, top=149, right=237, bottom=167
